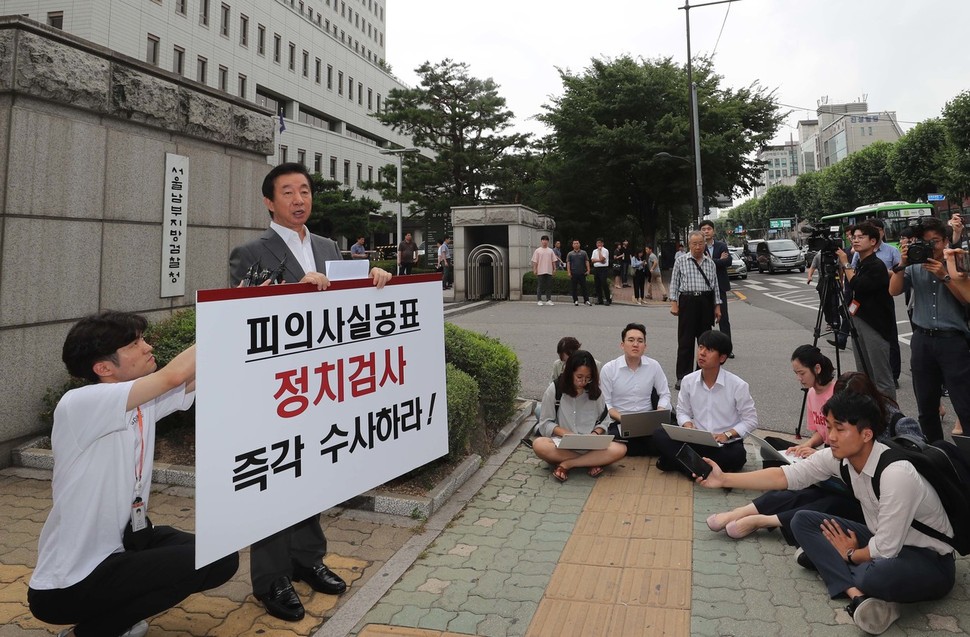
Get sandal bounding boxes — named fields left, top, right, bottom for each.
left=553, top=465, right=569, bottom=482
left=588, top=466, right=604, bottom=478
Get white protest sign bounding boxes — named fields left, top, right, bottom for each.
left=195, top=274, right=448, bottom=567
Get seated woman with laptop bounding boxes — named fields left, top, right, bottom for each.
left=532, top=350, right=627, bottom=482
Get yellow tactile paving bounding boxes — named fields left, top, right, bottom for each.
left=525, top=457, right=692, bottom=637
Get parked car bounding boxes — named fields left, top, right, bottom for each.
left=727, top=247, right=747, bottom=279
left=756, top=239, right=806, bottom=274
left=741, top=240, right=762, bottom=271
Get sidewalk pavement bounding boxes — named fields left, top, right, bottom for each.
left=3, top=424, right=966, bottom=637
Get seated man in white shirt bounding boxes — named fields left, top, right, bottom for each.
left=654, top=330, right=757, bottom=474
left=600, top=323, right=672, bottom=456
left=697, top=391, right=956, bottom=636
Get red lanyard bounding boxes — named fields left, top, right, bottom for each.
left=135, top=407, right=145, bottom=490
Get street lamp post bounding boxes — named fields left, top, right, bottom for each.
left=679, top=0, right=741, bottom=226
left=654, top=151, right=693, bottom=240
left=379, top=147, right=420, bottom=245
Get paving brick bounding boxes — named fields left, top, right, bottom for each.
left=524, top=599, right=613, bottom=637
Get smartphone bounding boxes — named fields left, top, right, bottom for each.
left=675, top=444, right=712, bottom=479
left=955, top=250, right=970, bottom=273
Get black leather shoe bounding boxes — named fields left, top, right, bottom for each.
left=728, top=353, right=735, bottom=359
left=255, top=576, right=305, bottom=622
left=293, top=562, right=347, bottom=595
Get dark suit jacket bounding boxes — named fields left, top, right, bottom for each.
left=229, top=228, right=341, bottom=286
left=709, top=239, right=731, bottom=293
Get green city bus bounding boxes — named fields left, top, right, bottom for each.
left=819, top=201, right=934, bottom=247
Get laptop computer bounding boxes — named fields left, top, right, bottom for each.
left=555, top=434, right=614, bottom=450
left=748, top=434, right=804, bottom=465
left=618, top=409, right=671, bottom=439
left=661, top=423, right=741, bottom=448
left=952, top=434, right=970, bottom=458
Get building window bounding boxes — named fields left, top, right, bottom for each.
left=200, top=0, right=210, bottom=26
left=273, top=34, right=281, bottom=63
left=348, top=77, right=354, bottom=100
left=330, top=156, right=337, bottom=179
left=376, top=93, right=381, bottom=112
left=314, top=153, right=323, bottom=174
left=367, top=166, right=373, bottom=182
left=357, top=82, right=363, bottom=105
left=343, top=160, right=350, bottom=185
left=238, top=73, right=247, bottom=98
left=280, top=145, right=288, bottom=163
left=146, top=34, right=160, bottom=65
left=302, top=50, right=309, bottom=77
left=197, top=56, right=208, bottom=83
left=315, top=58, right=321, bottom=83
left=220, top=4, right=230, bottom=37
left=288, top=43, right=295, bottom=71
left=327, top=65, right=333, bottom=89
left=297, top=149, right=306, bottom=167
left=175, top=0, right=187, bottom=16
left=46, top=11, right=64, bottom=29
left=239, top=15, right=249, bottom=46
left=172, top=46, right=185, bottom=75
left=257, top=24, right=265, bottom=55
left=367, top=88, right=373, bottom=110
left=356, top=163, right=362, bottom=183
left=218, top=65, right=228, bottom=91
left=337, top=71, right=344, bottom=95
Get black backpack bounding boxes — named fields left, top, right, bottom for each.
left=840, top=438, right=970, bottom=555
left=520, top=384, right=608, bottom=448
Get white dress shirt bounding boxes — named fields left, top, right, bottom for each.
left=600, top=355, right=672, bottom=413
left=270, top=221, right=317, bottom=275
left=783, top=444, right=953, bottom=558
left=675, top=367, right=757, bottom=437
left=592, top=247, right=610, bottom=267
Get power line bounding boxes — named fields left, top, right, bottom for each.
left=774, top=100, right=923, bottom=126
left=711, top=3, right=732, bottom=58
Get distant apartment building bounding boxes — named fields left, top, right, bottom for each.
left=753, top=141, right=800, bottom=198
left=797, top=119, right=819, bottom=174
left=816, top=99, right=903, bottom=168
left=1, top=0, right=414, bottom=212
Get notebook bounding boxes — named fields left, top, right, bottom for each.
left=554, top=434, right=614, bottom=450
left=618, top=409, right=671, bottom=439
left=661, top=423, right=740, bottom=448
left=748, top=434, right=804, bottom=465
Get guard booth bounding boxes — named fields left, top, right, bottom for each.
left=451, top=205, right=554, bottom=301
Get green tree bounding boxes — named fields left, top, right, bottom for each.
left=538, top=55, right=782, bottom=245
left=793, top=171, right=825, bottom=222
left=761, top=185, right=800, bottom=222
left=374, top=59, right=529, bottom=228
left=305, top=175, right=388, bottom=241
left=886, top=119, right=949, bottom=201
left=942, top=90, right=970, bottom=200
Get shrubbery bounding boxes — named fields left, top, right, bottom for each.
left=521, top=270, right=591, bottom=296
left=444, top=363, right=479, bottom=459
left=443, top=323, right=520, bottom=430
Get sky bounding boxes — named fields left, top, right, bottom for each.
left=385, top=0, right=969, bottom=146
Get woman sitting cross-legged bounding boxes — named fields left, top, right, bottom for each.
left=532, top=350, right=627, bottom=481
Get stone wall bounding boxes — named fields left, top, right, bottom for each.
left=0, top=17, right=275, bottom=457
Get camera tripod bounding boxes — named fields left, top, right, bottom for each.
left=794, top=257, right=870, bottom=438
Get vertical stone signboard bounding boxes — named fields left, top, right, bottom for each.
left=162, top=153, right=189, bottom=297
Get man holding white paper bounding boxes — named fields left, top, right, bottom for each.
left=229, top=162, right=390, bottom=622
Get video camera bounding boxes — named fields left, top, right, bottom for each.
left=802, top=225, right=842, bottom=259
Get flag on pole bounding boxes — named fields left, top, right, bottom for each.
left=279, top=108, right=286, bottom=134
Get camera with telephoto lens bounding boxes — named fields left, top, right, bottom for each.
left=905, top=239, right=931, bottom=265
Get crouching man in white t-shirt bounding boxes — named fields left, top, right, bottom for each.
left=27, top=311, right=238, bottom=637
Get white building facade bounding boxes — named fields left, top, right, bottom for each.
left=816, top=100, right=903, bottom=169
left=1, top=0, right=413, bottom=207
left=752, top=141, right=800, bottom=198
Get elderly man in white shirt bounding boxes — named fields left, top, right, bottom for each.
left=600, top=322, right=672, bottom=456
left=654, top=330, right=756, bottom=474
left=698, top=391, right=956, bottom=636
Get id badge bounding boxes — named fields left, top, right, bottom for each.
left=848, top=299, right=860, bottom=316
left=131, top=497, right=147, bottom=532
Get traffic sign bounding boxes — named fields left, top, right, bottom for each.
left=927, top=193, right=946, bottom=202
left=769, top=218, right=794, bottom=229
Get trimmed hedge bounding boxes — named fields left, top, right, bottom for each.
left=521, top=270, right=594, bottom=296
left=444, top=362, right=479, bottom=459
left=443, top=323, right=520, bottom=429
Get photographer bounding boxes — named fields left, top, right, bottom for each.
left=836, top=224, right=897, bottom=400
left=889, top=217, right=970, bottom=442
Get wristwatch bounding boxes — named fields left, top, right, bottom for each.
left=891, top=264, right=904, bottom=273
left=724, top=431, right=735, bottom=440
left=943, top=274, right=952, bottom=283
left=845, top=548, right=856, bottom=564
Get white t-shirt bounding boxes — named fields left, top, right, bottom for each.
left=30, top=381, right=194, bottom=590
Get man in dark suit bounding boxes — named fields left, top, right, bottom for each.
left=700, top=221, right=734, bottom=357
left=230, top=163, right=391, bottom=622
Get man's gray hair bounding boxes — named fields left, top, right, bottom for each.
left=688, top=230, right=704, bottom=242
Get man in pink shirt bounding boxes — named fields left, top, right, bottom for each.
left=532, top=235, right=557, bottom=306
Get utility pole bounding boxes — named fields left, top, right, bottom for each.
left=379, top=147, right=420, bottom=245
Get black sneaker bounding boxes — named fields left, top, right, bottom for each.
left=845, top=595, right=900, bottom=635
left=794, top=547, right=817, bottom=571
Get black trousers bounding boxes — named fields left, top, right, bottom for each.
left=675, top=292, right=715, bottom=380
left=28, top=526, right=238, bottom=637
left=633, top=270, right=647, bottom=299
left=593, top=267, right=611, bottom=303
left=653, top=426, right=746, bottom=475
left=753, top=487, right=864, bottom=546
left=570, top=273, right=589, bottom=302
left=251, top=514, right=328, bottom=595
left=717, top=290, right=732, bottom=342
left=911, top=330, right=970, bottom=442
left=398, top=262, right=413, bottom=276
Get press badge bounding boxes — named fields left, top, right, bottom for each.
left=131, top=497, right=147, bottom=532
left=848, top=299, right=860, bottom=316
